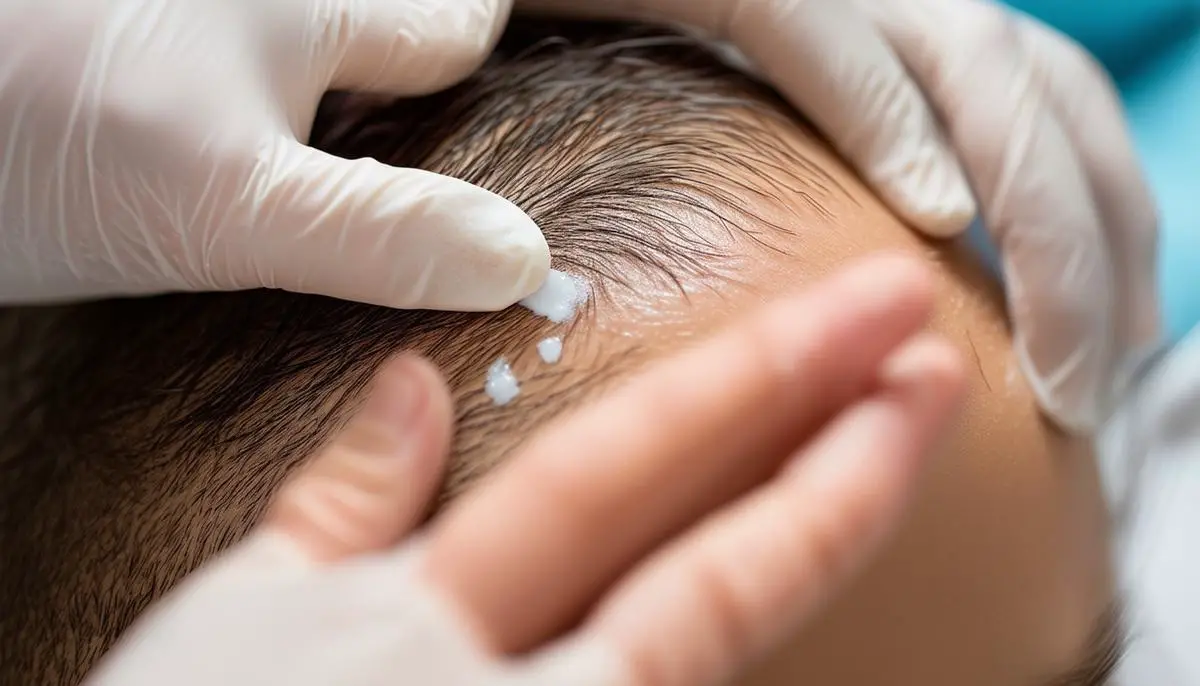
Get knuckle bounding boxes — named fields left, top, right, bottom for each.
left=317, top=432, right=402, bottom=497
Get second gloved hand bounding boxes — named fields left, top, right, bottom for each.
left=0, top=0, right=548, bottom=311
left=860, top=0, right=1161, bottom=433
left=520, top=0, right=1160, bottom=433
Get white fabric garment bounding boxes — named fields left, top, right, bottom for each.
left=1099, top=328, right=1200, bottom=685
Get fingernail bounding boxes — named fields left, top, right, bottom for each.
left=354, top=357, right=430, bottom=448
left=263, top=356, right=440, bottom=563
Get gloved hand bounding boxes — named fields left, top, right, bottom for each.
left=521, top=0, right=1160, bottom=433
left=0, top=0, right=550, bottom=311
left=83, top=255, right=965, bottom=686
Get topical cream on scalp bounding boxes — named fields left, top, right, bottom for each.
left=485, top=271, right=587, bottom=405
left=485, top=357, right=520, bottom=406
left=537, top=337, right=563, bottom=364
left=519, top=270, right=589, bottom=324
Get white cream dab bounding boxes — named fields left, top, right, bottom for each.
left=537, top=337, right=563, bottom=364
left=487, top=271, right=585, bottom=403
left=519, top=270, right=588, bottom=323
left=485, top=357, right=520, bottom=406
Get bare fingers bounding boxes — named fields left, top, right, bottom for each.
left=262, top=355, right=454, bottom=564
left=422, top=253, right=940, bottom=653
left=584, top=334, right=965, bottom=686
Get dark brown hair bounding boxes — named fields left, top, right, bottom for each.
left=0, top=18, right=829, bottom=685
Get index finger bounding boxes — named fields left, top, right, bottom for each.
left=420, top=254, right=937, bottom=653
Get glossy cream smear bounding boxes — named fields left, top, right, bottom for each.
left=537, top=337, right=563, bottom=364
left=484, top=270, right=589, bottom=405
left=484, top=357, right=520, bottom=406
left=518, top=270, right=589, bottom=323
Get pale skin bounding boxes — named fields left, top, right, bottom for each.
left=145, top=254, right=966, bottom=686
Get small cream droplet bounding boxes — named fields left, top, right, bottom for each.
left=519, top=270, right=588, bottom=323
left=537, top=337, right=563, bottom=364
left=485, top=357, right=520, bottom=406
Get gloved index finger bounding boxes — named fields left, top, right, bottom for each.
left=419, top=253, right=937, bottom=655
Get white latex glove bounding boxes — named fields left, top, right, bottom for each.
left=519, top=0, right=1160, bottom=433
left=0, top=0, right=549, bottom=311
left=84, top=255, right=965, bottom=686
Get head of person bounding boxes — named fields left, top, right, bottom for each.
left=0, top=17, right=1118, bottom=686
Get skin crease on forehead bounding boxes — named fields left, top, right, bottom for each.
left=557, top=124, right=1114, bottom=683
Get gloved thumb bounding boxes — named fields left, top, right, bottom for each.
left=233, top=355, right=455, bottom=569
left=235, top=140, right=549, bottom=311
left=326, top=0, right=514, bottom=96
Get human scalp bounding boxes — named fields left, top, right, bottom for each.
left=0, top=18, right=844, bottom=685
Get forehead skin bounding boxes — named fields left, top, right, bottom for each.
left=570, top=118, right=1114, bottom=683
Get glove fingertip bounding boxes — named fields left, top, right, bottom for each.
left=908, top=203, right=977, bottom=239
left=405, top=187, right=551, bottom=311
left=248, top=143, right=551, bottom=311
left=873, top=155, right=978, bottom=239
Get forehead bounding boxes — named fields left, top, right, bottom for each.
left=577, top=115, right=1116, bottom=684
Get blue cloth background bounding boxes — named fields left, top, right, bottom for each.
left=995, top=0, right=1200, bottom=339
